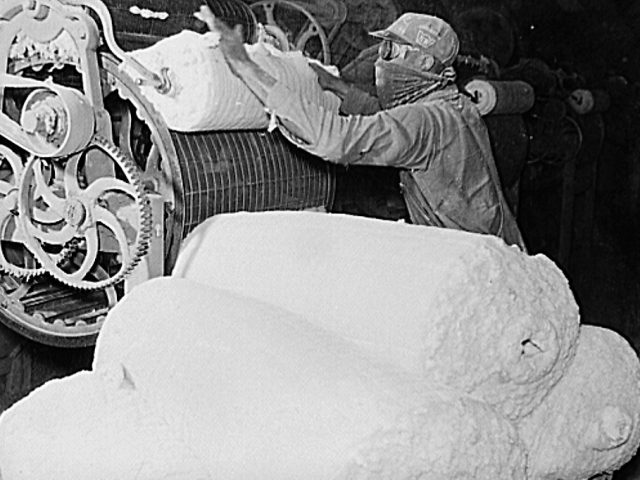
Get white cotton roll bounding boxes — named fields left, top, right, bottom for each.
left=172, top=211, right=580, bottom=420
left=91, top=277, right=526, bottom=479
left=0, top=278, right=526, bottom=479
left=121, top=30, right=340, bottom=132
left=92, top=278, right=426, bottom=479
left=0, top=371, right=209, bottom=480
left=520, top=325, right=640, bottom=480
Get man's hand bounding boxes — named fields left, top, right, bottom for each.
left=194, top=4, right=276, bottom=100
left=194, top=5, right=251, bottom=65
left=308, top=63, right=349, bottom=98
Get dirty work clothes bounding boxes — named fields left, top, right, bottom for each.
left=264, top=81, right=526, bottom=249
left=339, top=85, right=382, bottom=116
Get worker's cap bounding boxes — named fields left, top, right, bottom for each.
left=370, top=13, right=459, bottom=66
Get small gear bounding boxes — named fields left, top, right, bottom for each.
left=17, top=136, right=152, bottom=290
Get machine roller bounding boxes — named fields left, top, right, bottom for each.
left=0, top=0, right=335, bottom=347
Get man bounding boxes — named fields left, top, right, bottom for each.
left=196, top=7, right=526, bottom=249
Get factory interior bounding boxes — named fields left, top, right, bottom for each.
left=0, top=0, right=640, bottom=477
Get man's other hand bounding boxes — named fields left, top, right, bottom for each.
left=309, top=63, right=349, bottom=98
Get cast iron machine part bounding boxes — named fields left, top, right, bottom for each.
left=0, top=0, right=335, bottom=347
left=248, top=0, right=345, bottom=65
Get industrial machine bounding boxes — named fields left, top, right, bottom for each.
left=0, top=0, right=606, bottom=353
left=0, top=0, right=335, bottom=347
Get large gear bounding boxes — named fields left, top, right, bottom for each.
left=0, top=47, right=179, bottom=346
left=17, top=135, right=152, bottom=290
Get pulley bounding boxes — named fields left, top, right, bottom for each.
left=20, top=87, right=95, bottom=157
left=0, top=74, right=95, bottom=158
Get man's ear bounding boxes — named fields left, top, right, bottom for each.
left=589, top=406, right=633, bottom=451
left=421, top=54, right=435, bottom=71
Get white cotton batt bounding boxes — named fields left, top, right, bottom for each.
left=519, top=325, right=640, bottom=479
left=91, top=277, right=430, bottom=478
left=122, top=30, right=340, bottom=132
left=95, top=277, right=526, bottom=479
left=0, top=370, right=209, bottom=480
left=0, top=278, right=526, bottom=479
left=173, top=211, right=581, bottom=420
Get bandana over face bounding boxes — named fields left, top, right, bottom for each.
left=374, top=41, right=456, bottom=109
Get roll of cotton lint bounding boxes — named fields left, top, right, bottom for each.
left=121, top=30, right=340, bottom=132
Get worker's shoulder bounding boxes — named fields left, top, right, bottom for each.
left=391, top=92, right=478, bottom=119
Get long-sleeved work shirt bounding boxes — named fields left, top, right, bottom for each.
left=264, top=80, right=526, bottom=249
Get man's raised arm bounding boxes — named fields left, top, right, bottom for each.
left=195, top=5, right=276, bottom=101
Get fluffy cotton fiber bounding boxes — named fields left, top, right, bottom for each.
left=519, top=325, right=640, bottom=479
left=0, top=278, right=527, bottom=480
left=173, top=211, right=580, bottom=420
left=1, top=211, right=639, bottom=480
left=0, top=369, right=210, bottom=480
left=122, top=30, right=340, bottom=132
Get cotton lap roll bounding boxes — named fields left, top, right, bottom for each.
left=121, top=30, right=341, bottom=132
left=94, top=278, right=526, bottom=480
left=173, top=211, right=580, bottom=420
left=91, top=279, right=433, bottom=480
left=519, top=325, right=640, bottom=479
left=567, top=89, right=611, bottom=115
left=0, top=278, right=526, bottom=479
left=465, top=79, right=535, bottom=116
left=0, top=371, right=210, bottom=480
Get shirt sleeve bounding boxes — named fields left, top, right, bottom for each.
left=339, top=85, right=382, bottom=116
left=264, top=81, right=438, bottom=170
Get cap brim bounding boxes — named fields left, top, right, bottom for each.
left=368, top=29, right=412, bottom=45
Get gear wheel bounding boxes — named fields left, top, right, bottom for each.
left=17, top=135, right=152, bottom=290
left=0, top=50, right=179, bottom=346
left=0, top=145, right=47, bottom=279
left=1, top=46, right=177, bottom=346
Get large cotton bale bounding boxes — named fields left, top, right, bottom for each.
left=173, top=211, right=580, bottom=419
left=122, top=30, right=340, bottom=131
left=0, top=278, right=527, bottom=479
left=519, top=325, right=640, bottom=479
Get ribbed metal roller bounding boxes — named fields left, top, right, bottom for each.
left=172, top=130, right=335, bottom=241
left=106, top=0, right=258, bottom=50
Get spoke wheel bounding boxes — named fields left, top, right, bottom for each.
left=17, top=137, right=151, bottom=290
left=250, top=0, right=331, bottom=64
left=0, top=52, right=182, bottom=346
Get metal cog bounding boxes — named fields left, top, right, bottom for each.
left=17, top=135, right=152, bottom=290
left=0, top=45, right=173, bottom=346
left=0, top=145, right=47, bottom=279
left=10, top=51, right=179, bottom=268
